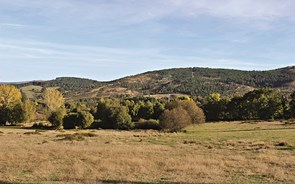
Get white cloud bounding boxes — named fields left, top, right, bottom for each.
left=0, top=38, right=161, bottom=65
left=0, top=23, right=26, bottom=27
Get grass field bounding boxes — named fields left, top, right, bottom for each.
left=0, top=121, right=295, bottom=184
left=20, top=85, right=43, bottom=100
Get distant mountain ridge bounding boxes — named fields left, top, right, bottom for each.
left=10, top=66, right=295, bottom=100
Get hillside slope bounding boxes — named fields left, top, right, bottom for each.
left=110, top=66, right=295, bottom=96
left=14, top=66, right=295, bottom=100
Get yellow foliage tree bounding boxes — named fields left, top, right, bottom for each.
left=0, top=85, right=22, bottom=108
left=21, top=100, right=36, bottom=122
left=43, top=88, right=64, bottom=112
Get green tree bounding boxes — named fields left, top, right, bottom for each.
left=97, top=102, right=133, bottom=130
left=112, top=106, right=133, bottom=130
left=78, top=111, right=94, bottom=129
left=138, top=101, right=154, bottom=120
left=240, top=88, right=283, bottom=120
left=48, top=107, right=66, bottom=128
left=63, top=113, right=79, bottom=129
left=289, top=91, right=295, bottom=118
left=152, top=102, right=165, bottom=119
left=202, top=93, right=228, bottom=121
left=226, top=95, right=243, bottom=120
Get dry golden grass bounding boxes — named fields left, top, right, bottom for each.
left=0, top=122, right=294, bottom=183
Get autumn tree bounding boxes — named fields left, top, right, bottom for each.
left=0, top=85, right=22, bottom=108
left=166, top=100, right=205, bottom=124
left=42, top=88, right=64, bottom=112
left=0, top=85, right=23, bottom=125
left=160, top=107, right=191, bottom=132
left=178, top=100, right=205, bottom=124
left=21, top=100, right=36, bottom=123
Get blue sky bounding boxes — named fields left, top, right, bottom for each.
left=0, top=0, right=295, bottom=82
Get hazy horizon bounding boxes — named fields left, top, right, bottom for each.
left=1, top=0, right=295, bottom=82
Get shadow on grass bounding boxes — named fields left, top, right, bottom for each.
left=0, top=179, right=202, bottom=184
left=0, top=180, right=20, bottom=184
left=99, top=180, right=152, bottom=184
left=97, top=180, right=198, bottom=184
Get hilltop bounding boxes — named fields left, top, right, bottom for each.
left=13, top=66, right=295, bottom=101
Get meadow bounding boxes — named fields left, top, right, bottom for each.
left=0, top=121, right=294, bottom=184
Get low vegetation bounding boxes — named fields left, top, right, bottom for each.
left=1, top=79, right=295, bottom=183
left=0, top=122, right=294, bottom=183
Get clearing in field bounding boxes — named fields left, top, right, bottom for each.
left=0, top=121, right=295, bottom=184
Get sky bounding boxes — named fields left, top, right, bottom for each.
left=0, top=0, right=295, bottom=82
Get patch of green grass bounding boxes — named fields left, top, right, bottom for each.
left=231, top=173, right=280, bottom=184
left=0, top=126, right=22, bottom=129
left=56, top=132, right=97, bottom=141
left=184, top=122, right=295, bottom=147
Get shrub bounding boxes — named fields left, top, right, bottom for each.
left=135, top=119, right=160, bottom=130
left=166, top=100, right=205, bottom=124
left=180, top=100, right=205, bottom=124
left=160, top=107, right=192, bottom=132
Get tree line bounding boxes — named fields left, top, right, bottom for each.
left=1, top=84, right=295, bottom=132
left=202, top=88, right=295, bottom=121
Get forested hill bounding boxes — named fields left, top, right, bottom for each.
left=116, top=66, right=295, bottom=96
left=15, top=66, right=295, bottom=100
